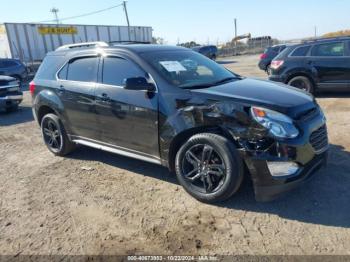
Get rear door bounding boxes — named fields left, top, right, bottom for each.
left=309, top=41, right=350, bottom=89
left=56, top=55, right=100, bottom=140
left=94, top=55, right=159, bottom=157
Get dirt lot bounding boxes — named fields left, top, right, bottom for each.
left=1, top=55, right=350, bottom=256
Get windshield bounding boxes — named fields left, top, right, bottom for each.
left=141, top=50, right=238, bottom=89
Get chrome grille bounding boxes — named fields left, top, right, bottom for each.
left=310, top=125, right=328, bottom=153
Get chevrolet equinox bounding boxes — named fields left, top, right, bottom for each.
left=31, top=42, right=329, bottom=203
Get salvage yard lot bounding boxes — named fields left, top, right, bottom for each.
left=0, top=55, right=350, bottom=255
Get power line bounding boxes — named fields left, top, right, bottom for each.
left=37, top=3, right=124, bottom=23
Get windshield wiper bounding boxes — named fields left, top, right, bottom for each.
left=180, top=76, right=239, bottom=89
left=211, top=77, right=238, bottom=86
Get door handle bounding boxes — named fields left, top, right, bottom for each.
left=98, top=93, right=111, bottom=102
left=58, top=85, right=65, bottom=94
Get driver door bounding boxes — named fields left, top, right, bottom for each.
left=94, top=56, right=159, bottom=158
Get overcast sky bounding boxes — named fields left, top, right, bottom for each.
left=1, top=0, right=349, bottom=44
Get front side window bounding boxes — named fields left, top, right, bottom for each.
left=141, top=50, right=237, bottom=88
left=102, top=57, right=145, bottom=86
left=311, top=42, right=344, bottom=57
left=290, top=46, right=310, bottom=57
left=66, top=57, right=98, bottom=82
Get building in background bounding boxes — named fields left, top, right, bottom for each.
left=0, top=23, right=153, bottom=63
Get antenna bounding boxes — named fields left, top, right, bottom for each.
left=50, top=7, right=60, bottom=24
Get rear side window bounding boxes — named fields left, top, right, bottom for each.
left=290, top=46, right=310, bottom=57
left=102, top=57, right=145, bottom=86
left=36, top=56, right=65, bottom=80
left=66, top=57, right=98, bottom=82
left=57, top=64, right=68, bottom=79
left=311, top=42, right=344, bottom=57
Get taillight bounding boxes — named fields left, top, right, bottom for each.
left=29, top=81, right=35, bottom=95
left=270, top=60, right=284, bottom=70
left=260, top=53, right=267, bottom=59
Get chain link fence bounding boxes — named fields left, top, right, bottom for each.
left=218, top=38, right=277, bottom=57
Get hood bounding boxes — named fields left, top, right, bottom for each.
left=192, top=78, right=316, bottom=119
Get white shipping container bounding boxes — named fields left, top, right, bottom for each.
left=0, top=23, right=153, bottom=62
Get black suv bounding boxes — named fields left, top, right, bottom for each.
left=258, top=44, right=287, bottom=74
left=191, top=45, right=218, bottom=60
left=269, top=37, right=350, bottom=93
left=31, top=42, right=328, bottom=203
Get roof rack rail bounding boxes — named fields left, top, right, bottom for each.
left=109, top=40, right=151, bottom=45
left=302, top=36, right=350, bottom=44
left=55, top=41, right=109, bottom=51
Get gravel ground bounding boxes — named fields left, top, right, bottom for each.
left=0, top=55, right=349, bottom=256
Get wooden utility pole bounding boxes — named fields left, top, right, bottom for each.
left=123, top=1, right=131, bottom=40
left=50, top=7, right=60, bottom=24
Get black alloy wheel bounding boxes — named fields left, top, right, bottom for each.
left=175, top=133, right=244, bottom=203
left=181, top=144, right=226, bottom=194
left=41, top=113, right=76, bottom=156
left=42, top=118, right=62, bottom=152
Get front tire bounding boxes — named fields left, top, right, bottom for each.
left=41, top=113, right=75, bottom=156
left=288, top=76, right=314, bottom=93
left=175, top=133, right=244, bottom=203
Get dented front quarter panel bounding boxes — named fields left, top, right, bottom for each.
left=158, top=91, right=275, bottom=166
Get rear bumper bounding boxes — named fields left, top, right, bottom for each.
left=0, top=93, right=23, bottom=108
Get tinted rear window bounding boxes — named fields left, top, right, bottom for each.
left=67, top=57, right=98, bottom=82
left=36, top=56, right=65, bottom=80
left=274, top=46, right=293, bottom=59
left=290, top=46, right=310, bottom=57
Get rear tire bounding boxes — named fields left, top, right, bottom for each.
left=41, top=113, right=76, bottom=156
left=175, top=133, right=244, bottom=203
left=288, top=76, right=314, bottom=93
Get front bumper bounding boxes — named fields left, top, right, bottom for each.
left=0, top=93, right=23, bottom=108
left=247, top=150, right=328, bottom=202
left=241, top=110, right=328, bottom=202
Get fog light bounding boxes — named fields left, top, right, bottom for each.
left=267, top=161, right=300, bottom=177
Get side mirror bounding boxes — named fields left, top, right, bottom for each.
left=124, top=77, right=156, bottom=92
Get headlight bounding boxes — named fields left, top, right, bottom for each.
left=250, top=106, right=299, bottom=138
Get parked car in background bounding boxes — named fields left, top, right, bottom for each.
left=258, top=44, right=287, bottom=74
left=31, top=42, right=328, bottom=203
left=0, top=58, right=28, bottom=82
left=269, top=36, right=350, bottom=93
left=191, top=45, right=218, bottom=60
left=0, top=75, right=22, bottom=112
